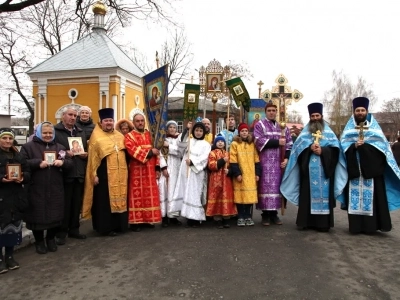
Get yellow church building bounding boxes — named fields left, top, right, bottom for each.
left=27, top=2, right=144, bottom=124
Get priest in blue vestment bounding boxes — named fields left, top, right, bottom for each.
left=339, top=97, right=400, bottom=234
left=281, top=103, right=347, bottom=232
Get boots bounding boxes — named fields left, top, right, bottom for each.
left=5, top=256, right=19, bottom=270
left=46, top=239, right=58, bottom=252
left=35, top=240, right=48, bottom=254
left=162, top=217, right=169, bottom=228
left=0, top=256, right=8, bottom=274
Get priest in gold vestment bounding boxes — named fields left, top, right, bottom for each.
left=82, top=108, right=128, bottom=236
left=125, top=112, right=162, bottom=231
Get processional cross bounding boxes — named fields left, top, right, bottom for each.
left=312, top=130, right=324, bottom=145
left=261, top=74, right=303, bottom=123
left=355, top=121, right=368, bottom=141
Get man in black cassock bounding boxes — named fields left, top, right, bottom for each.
left=281, top=103, right=347, bottom=232
left=340, top=97, right=400, bottom=234
left=81, top=108, right=129, bottom=236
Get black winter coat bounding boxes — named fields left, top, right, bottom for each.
left=0, top=147, right=30, bottom=227
left=76, top=117, right=95, bottom=142
left=54, top=122, right=87, bottom=182
left=20, top=138, right=73, bottom=226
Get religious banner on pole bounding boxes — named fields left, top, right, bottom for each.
left=225, top=77, right=251, bottom=111
left=183, top=84, right=201, bottom=120
left=142, top=64, right=169, bottom=149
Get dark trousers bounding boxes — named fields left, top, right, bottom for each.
left=261, top=210, right=278, bottom=219
left=237, top=204, right=252, bottom=219
left=32, top=227, right=58, bottom=242
left=57, top=179, right=84, bottom=238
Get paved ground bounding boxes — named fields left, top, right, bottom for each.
left=1, top=204, right=400, bottom=300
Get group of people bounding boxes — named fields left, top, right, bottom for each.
left=1, top=96, right=400, bottom=275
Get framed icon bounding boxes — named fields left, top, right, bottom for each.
left=206, top=73, right=223, bottom=93
left=188, top=93, right=196, bottom=103
left=7, top=164, right=22, bottom=180
left=68, top=137, right=85, bottom=155
left=44, top=151, right=57, bottom=164
left=233, top=85, right=244, bottom=96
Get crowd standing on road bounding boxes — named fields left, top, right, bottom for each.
left=1, top=97, right=400, bottom=275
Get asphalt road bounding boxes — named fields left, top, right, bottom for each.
left=1, top=204, right=400, bottom=300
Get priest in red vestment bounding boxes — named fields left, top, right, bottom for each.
left=125, top=111, right=161, bottom=231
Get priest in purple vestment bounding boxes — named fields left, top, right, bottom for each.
left=254, top=102, right=293, bottom=226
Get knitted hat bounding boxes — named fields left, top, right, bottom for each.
left=79, top=106, right=92, bottom=114
left=307, top=102, right=323, bottom=115
left=166, top=120, right=178, bottom=129
left=0, top=128, right=14, bottom=139
left=352, top=97, right=369, bottom=111
left=213, top=135, right=226, bottom=148
left=238, top=123, right=249, bottom=132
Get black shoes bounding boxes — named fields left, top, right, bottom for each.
left=46, top=239, right=58, bottom=252
left=68, top=233, right=87, bottom=239
left=0, top=257, right=8, bottom=274
left=130, top=224, right=141, bottom=232
left=222, top=219, right=230, bottom=228
left=5, top=256, right=19, bottom=270
left=55, top=237, right=66, bottom=245
left=271, top=216, right=283, bottom=225
left=216, top=220, right=224, bottom=229
left=35, top=241, right=48, bottom=254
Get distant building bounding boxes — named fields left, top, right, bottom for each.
left=27, top=2, right=144, bottom=125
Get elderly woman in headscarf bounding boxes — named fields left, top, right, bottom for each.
left=115, top=119, right=134, bottom=136
left=20, top=122, right=73, bottom=255
left=0, top=128, right=30, bottom=274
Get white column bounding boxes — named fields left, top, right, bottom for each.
left=105, top=92, right=109, bottom=108
left=99, top=92, right=103, bottom=110
left=38, top=94, right=42, bottom=123
left=43, top=94, right=47, bottom=121
left=112, top=94, right=117, bottom=120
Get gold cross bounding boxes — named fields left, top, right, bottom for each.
left=355, top=121, right=368, bottom=141
left=312, top=130, right=324, bottom=144
left=114, top=144, right=119, bottom=152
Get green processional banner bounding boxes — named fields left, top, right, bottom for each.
left=183, top=84, right=201, bottom=120
left=225, top=77, right=251, bottom=112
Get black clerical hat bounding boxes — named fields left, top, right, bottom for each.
left=307, top=102, right=323, bottom=116
left=352, top=97, right=369, bottom=111
left=98, top=108, right=114, bottom=120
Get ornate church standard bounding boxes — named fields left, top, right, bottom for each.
left=142, top=64, right=169, bottom=149
left=197, top=59, right=231, bottom=141
left=261, top=74, right=303, bottom=215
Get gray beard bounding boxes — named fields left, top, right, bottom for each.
left=308, top=120, right=324, bottom=134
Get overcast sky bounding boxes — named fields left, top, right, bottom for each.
left=124, top=0, right=400, bottom=120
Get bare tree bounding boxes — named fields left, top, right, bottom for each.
left=227, top=60, right=253, bottom=81
left=0, top=26, right=35, bottom=132
left=158, top=29, right=193, bottom=95
left=1, top=0, right=178, bottom=28
left=377, top=98, right=400, bottom=141
left=322, top=70, right=376, bottom=135
left=287, top=110, right=303, bottom=124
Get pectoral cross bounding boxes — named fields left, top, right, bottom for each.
left=355, top=121, right=368, bottom=141
left=312, top=130, right=324, bottom=145
left=114, top=144, right=119, bottom=152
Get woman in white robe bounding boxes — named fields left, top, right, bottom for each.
left=171, top=122, right=211, bottom=227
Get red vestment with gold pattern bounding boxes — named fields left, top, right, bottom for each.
left=206, top=149, right=237, bottom=217
left=125, top=130, right=161, bottom=224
